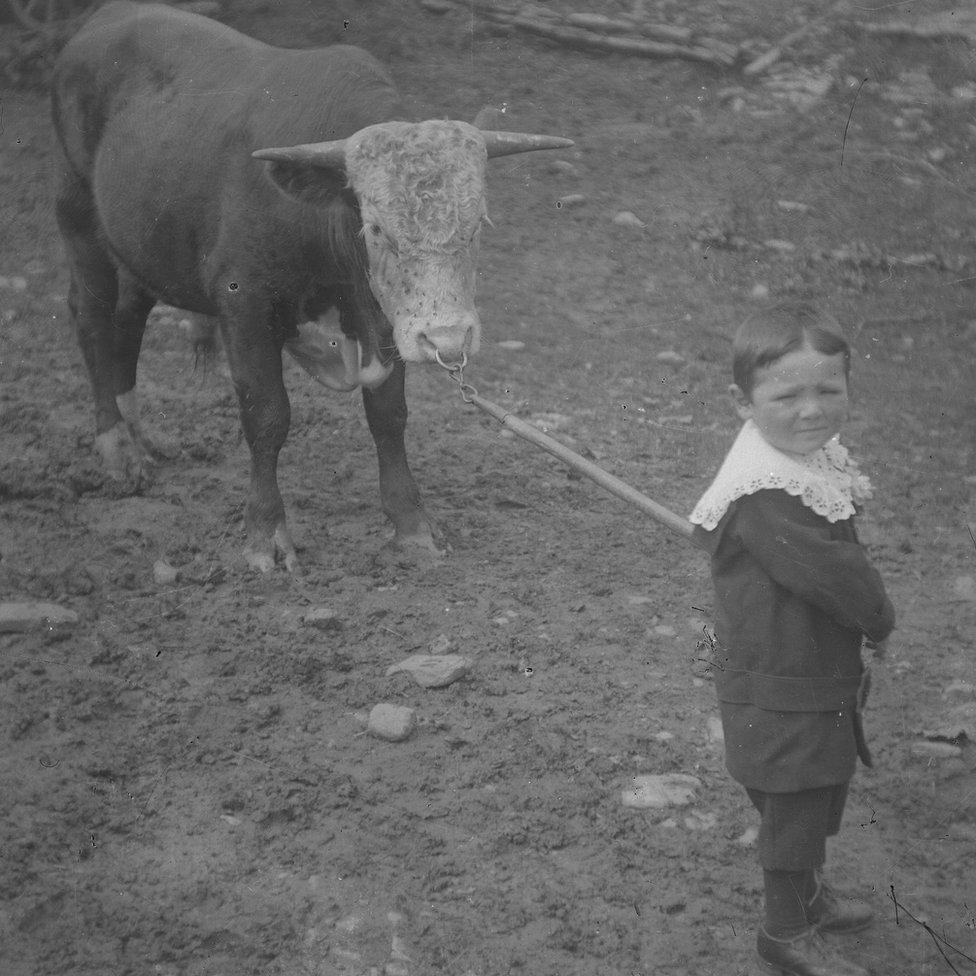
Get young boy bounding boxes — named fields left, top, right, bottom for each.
left=690, top=301, right=895, bottom=976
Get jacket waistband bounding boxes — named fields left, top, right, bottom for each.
left=715, top=669, right=862, bottom=712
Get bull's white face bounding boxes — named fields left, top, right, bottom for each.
left=344, top=121, right=486, bottom=364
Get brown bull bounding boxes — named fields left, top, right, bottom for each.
left=51, top=1, right=571, bottom=570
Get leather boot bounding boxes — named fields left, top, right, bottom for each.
left=807, top=877, right=874, bottom=934
left=757, top=925, right=870, bottom=976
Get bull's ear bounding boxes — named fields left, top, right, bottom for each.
left=260, top=159, right=349, bottom=206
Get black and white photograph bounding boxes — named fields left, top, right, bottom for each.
left=1, top=1, right=974, bottom=973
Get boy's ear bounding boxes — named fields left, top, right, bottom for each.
left=729, top=383, right=753, bottom=421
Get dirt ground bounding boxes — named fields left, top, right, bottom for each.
left=1, top=1, right=975, bottom=974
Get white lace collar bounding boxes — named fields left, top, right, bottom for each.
left=689, top=420, right=873, bottom=531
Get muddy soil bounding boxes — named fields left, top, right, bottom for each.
left=1, top=1, right=975, bottom=974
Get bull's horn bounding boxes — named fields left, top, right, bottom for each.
left=252, top=139, right=348, bottom=167
left=480, top=131, right=575, bottom=158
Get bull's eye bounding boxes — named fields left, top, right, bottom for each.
left=370, top=224, right=382, bottom=236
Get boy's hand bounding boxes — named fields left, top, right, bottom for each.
left=865, top=638, right=888, bottom=660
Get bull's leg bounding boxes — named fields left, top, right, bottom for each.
left=361, top=361, right=440, bottom=554
left=219, top=317, right=298, bottom=572
left=54, top=162, right=142, bottom=482
left=112, top=271, right=161, bottom=463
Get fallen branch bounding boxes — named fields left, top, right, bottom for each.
left=743, top=1, right=848, bottom=76
left=566, top=13, right=693, bottom=44
left=860, top=12, right=976, bottom=45
left=437, top=0, right=740, bottom=69
left=504, top=16, right=736, bottom=66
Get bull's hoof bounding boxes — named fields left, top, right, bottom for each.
left=94, top=422, right=150, bottom=487
left=244, top=525, right=300, bottom=573
left=374, top=530, right=448, bottom=568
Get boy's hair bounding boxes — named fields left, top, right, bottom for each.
left=732, top=300, right=852, bottom=398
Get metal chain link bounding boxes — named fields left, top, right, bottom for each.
left=434, top=350, right=478, bottom=403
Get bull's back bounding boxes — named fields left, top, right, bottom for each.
left=52, top=1, right=401, bottom=309
left=53, top=3, right=263, bottom=170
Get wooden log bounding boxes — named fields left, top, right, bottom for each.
left=743, top=2, right=848, bottom=76
left=860, top=13, right=976, bottom=44
left=566, top=13, right=637, bottom=35
left=505, top=16, right=734, bottom=66
left=458, top=2, right=736, bottom=67
left=630, top=21, right=695, bottom=44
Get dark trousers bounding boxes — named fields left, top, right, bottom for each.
left=745, top=782, right=849, bottom=872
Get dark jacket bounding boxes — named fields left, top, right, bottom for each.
left=695, top=490, right=895, bottom=792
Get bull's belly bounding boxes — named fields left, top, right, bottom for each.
left=92, top=124, right=221, bottom=315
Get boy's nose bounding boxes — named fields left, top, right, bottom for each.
left=797, top=397, right=824, bottom=419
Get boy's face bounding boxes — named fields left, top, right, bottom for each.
left=730, top=345, right=849, bottom=456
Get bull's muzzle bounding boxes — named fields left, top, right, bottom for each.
left=416, top=312, right=479, bottom=364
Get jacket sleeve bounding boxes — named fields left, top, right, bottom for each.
left=732, top=490, right=895, bottom=642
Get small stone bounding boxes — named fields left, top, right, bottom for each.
left=549, top=159, right=578, bottom=177
left=0, top=601, right=79, bottom=634
left=368, top=704, right=416, bottom=742
left=304, top=607, right=344, bottom=631
left=776, top=200, right=811, bottom=213
left=763, top=238, right=796, bottom=253
left=621, top=773, right=701, bottom=809
left=750, top=283, right=770, bottom=299
left=530, top=412, right=570, bottom=431
left=385, top=654, right=471, bottom=688
left=612, top=210, right=646, bottom=228
left=655, top=350, right=685, bottom=364
left=153, top=560, right=179, bottom=585
left=556, top=194, right=587, bottom=208
left=909, top=740, right=963, bottom=759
